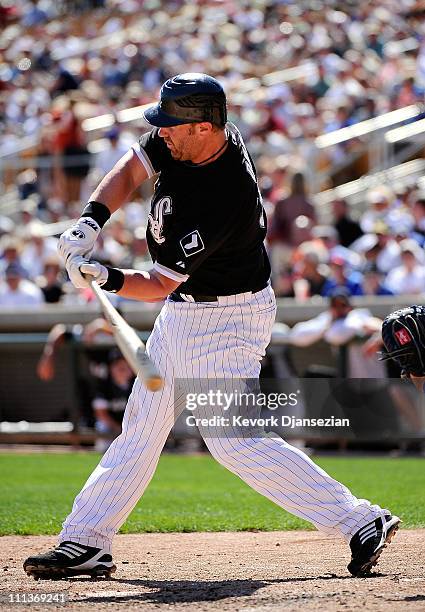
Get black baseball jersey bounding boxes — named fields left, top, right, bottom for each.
left=134, top=123, right=270, bottom=296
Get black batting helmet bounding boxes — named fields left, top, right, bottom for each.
left=380, top=305, right=425, bottom=376
left=143, top=73, right=227, bottom=128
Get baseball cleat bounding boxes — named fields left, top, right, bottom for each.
left=23, top=541, right=116, bottom=580
left=347, top=514, right=401, bottom=577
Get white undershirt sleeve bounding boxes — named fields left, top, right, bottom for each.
left=153, top=262, right=189, bottom=283
left=131, top=143, right=156, bottom=178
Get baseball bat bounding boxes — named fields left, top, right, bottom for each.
left=89, top=279, right=163, bottom=392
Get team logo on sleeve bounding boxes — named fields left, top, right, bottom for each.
left=180, top=230, right=205, bottom=257
left=148, top=196, right=172, bottom=244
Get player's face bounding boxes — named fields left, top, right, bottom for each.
left=110, top=358, right=133, bottom=385
left=158, top=124, right=202, bottom=161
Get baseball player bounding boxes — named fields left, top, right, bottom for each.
left=24, top=73, right=399, bottom=580
left=381, top=305, right=425, bottom=392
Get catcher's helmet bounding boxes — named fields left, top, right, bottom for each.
left=144, top=73, right=227, bottom=128
left=380, top=305, right=425, bottom=376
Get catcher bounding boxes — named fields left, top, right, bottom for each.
left=381, top=305, right=425, bottom=392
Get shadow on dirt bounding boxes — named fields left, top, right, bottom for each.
left=72, top=573, right=383, bottom=605
left=75, top=578, right=266, bottom=604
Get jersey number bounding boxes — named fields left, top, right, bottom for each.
left=148, top=196, right=172, bottom=244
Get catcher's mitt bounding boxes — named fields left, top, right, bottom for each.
left=380, top=305, right=425, bottom=377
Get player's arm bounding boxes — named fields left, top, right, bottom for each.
left=288, top=312, right=332, bottom=347
left=57, top=132, right=161, bottom=288
left=69, top=260, right=180, bottom=301
left=37, top=323, right=68, bottom=380
left=325, top=310, right=381, bottom=346
left=118, top=269, right=179, bottom=300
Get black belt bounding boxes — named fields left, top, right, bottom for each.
left=169, top=292, right=218, bottom=302
left=169, top=282, right=268, bottom=303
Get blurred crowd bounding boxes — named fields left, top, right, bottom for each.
left=1, top=0, right=425, bottom=305
left=1, top=0, right=425, bottom=165
left=267, top=176, right=425, bottom=299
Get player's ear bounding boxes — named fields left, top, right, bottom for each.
left=197, top=122, right=214, bottom=135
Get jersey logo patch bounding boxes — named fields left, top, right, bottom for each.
left=148, top=196, right=172, bottom=244
left=395, top=328, right=412, bottom=345
left=180, top=230, right=204, bottom=257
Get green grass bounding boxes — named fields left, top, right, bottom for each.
left=0, top=453, right=424, bottom=535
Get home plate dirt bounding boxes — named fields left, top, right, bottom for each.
left=1, top=531, right=424, bottom=611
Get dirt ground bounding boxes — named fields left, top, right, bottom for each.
left=1, top=531, right=424, bottom=611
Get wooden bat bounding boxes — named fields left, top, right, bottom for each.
left=89, top=279, right=163, bottom=392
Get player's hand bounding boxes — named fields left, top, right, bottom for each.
left=80, top=261, right=109, bottom=287
left=66, top=256, right=108, bottom=289
left=362, top=334, right=382, bottom=358
left=58, top=217, right=101, bottom=264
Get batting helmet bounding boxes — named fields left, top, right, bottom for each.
left=143, top=73, right=227, bottom=128
left=380, top=305, right=425, bottom=376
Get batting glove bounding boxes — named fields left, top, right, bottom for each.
left=58, top=217, right=101, bottom=264
left=67, top=256, right=108, bottom=289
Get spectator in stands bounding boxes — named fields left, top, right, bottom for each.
left=36, top=256, right=65, bottom=303
left=332, top=198, right=363, bottom=247
left=310, top=63, right=331, bottom=99
left=310, top=224, right=363, bottom=270
left=20, top=222, right=58, bottom=279
left=102, top=57, right=129, bottom=90
left=385, top=239, right=425, bottom=295
left=321, top=255, right=364, bottom=297
left=323, top=104, right=355, bottom=132
left=361, top=263, right=393, bottom=296
left=51, top=67, right=80, bottom=98
left=351, top=225, right=402, bottom=275
left=374, top=225, right=406, bottom=273
left=0, top=216, right=15, bottom=239
left=268, top=172, right=316, bottom=279
left=124, top=226, right=152, bottom=271
left=13, top=200, right=42, bottom=243
left=0, top=262, right=44, bottom=307
left=95, top=126, right=128, bottom=177
left=394, top=77, right=422, bottom=108
left=92, top=348, right=134, bottom=452
left=360, top=187, right=394, bottom=234
left=52, top=96, right=90, bottom=206
left=273, top=265, right=296, bottom=299
left=296, top=250, right=328, bottom=297
left=411, top=193, right=425, bottom=238
left=265, top=158, right=288, bottom=205
left=0, top=235, right=27, bottom=278
left=17, top=169, right=39, bottom=201
left=367, top=30, right=384, bottom=59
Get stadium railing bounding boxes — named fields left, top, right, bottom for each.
left=313, top=157, right=425, bottom=223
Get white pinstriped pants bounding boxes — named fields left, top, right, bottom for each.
left=60, top=285, right=388, bottom=552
